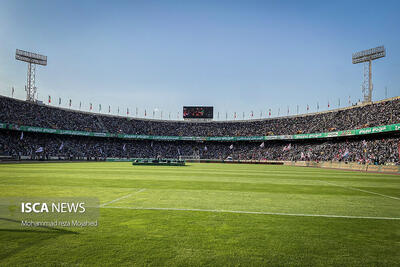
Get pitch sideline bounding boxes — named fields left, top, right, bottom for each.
left=99, top=188, right=146, bottom=207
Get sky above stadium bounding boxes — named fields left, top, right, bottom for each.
left=0, top=0, right=399, bottom=120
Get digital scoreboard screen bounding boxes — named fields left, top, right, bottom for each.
left=183, top=106, right=213, bottom=119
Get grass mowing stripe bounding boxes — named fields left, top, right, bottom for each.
left=0, top=178, right=370, bottom=196
left=100, top=206, right=400, bottom=220
left=319, top=180, right=400, bottom=201
left=5, top=168, right=399, bottom=179
left=99, top=188, right=146, bottom=207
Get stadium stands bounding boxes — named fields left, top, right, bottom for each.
left=0, top=95, right=399, bottom=164
left=1, top=95, right=400, bottom=137
left=1, top=130, right=398, bottom=164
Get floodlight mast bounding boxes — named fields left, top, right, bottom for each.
left=15, top=49, right=47, bottom=102
left=352, top=46, right=385, bottom=103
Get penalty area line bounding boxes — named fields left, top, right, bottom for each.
left=318, top=180, right=400, bottom=201
left=99, top=188, right=146, bottom=207
left=100, top=206, right=400, bottom=220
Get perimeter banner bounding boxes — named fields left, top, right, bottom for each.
left=2, top=122, right=400, bottom=142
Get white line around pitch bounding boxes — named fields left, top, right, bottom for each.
left=100, top=206, right=400, bottom=220
left=99, top=188, right=146, bottom=207
left=319, top=180, right=400, bottom=201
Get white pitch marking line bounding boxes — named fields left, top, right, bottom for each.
left=319, top=180, right=400, bottom=201
left=100, top=206, right=400, bottom=220
left=99, top=188, right=146, bottom=207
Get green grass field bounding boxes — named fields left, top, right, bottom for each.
left=0, top=162, right=399, bottom=266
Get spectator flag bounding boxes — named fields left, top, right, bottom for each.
left=59, top=142, right=64, bottom=151
left=229, top=144, right=234, bottom=150
left=36, top=147, right=43, bottom=153
left=20, top=132, right=24, bottom=140
left=283, top=143, right=292, bottom=151
left=362, top=140, right=367, bottom=147
left=122, top=144, right=126, bottom=151
left=48, top=95, right=51, bottom=104
left=342, top=148, right=349, bottom=158
left=260, top=142, right=265, bottom=148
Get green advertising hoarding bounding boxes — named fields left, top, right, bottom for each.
left=2, top=122, right=400, bottom=142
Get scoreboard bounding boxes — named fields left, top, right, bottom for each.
left=183, top=106, right=213, bottom=119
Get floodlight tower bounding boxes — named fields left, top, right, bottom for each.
left=352, top=46, right=385, bottom=103
left=15, top=49, right=47, bottom=102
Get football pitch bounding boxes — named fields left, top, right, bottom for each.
left=0, top=162, right=399, bottom=266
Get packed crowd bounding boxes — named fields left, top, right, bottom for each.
left=1, top=96, right=400, bottom=137
left=228, top=137, right=399, bottom=164
left=1, top=130, right=398, bottom=164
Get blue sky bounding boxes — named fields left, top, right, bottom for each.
left=0, top=0, right=399, bottom=120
